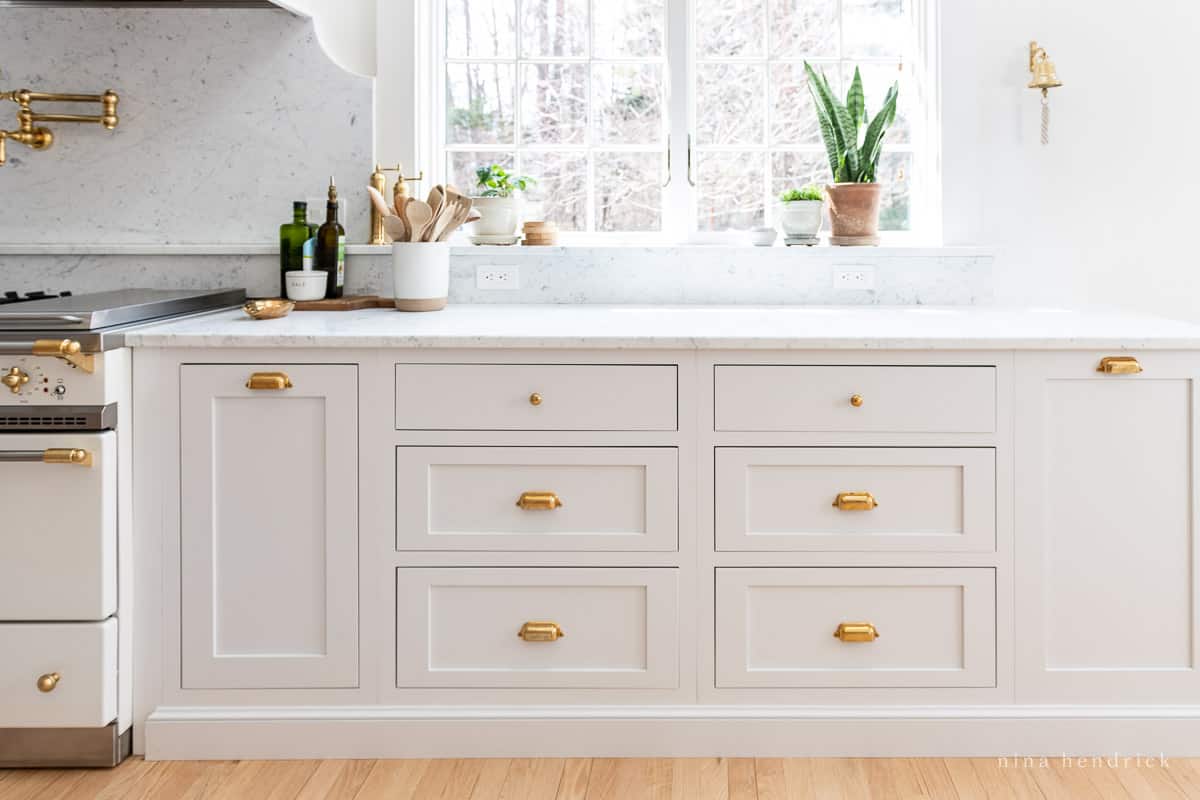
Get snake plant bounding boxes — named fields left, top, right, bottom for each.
left=804, top=63, right=899, bottom=184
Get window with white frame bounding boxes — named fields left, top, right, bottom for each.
left=437, top=0, right=929, bottom=239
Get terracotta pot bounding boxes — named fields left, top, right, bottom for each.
left=825, top=183, right=883, bottom=246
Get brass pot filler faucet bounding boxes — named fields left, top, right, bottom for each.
left=0, top=88, right=119, bottom=166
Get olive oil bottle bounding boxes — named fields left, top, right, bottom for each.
left=278, top=201, right=316, bottom=296
left=315, top=177, right=345, bottom=299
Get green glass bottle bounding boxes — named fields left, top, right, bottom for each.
left=315, top=177, right=346, bottom=299
left=278, top=201, right=313, bottom=297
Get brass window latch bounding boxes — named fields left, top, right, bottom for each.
left=0, top=88, right=119, bottom=167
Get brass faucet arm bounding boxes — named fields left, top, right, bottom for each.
left=0, top=88, right=117, bottom=165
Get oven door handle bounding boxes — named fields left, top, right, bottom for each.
left=0, top=339, right=95, bottom=373
left=0, top=448, right=93, bottom=467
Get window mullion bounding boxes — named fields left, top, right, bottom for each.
left=663, top=0, right=692, bottom=241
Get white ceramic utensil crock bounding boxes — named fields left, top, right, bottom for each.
left=392, top=242, right=449, bottom=311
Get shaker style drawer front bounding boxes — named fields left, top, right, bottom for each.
left=396, top=447, right=678, bottom=551
left=0, top=619, right=117, bottom=727
left=396, top=568, right=679, bottom=688
left=715, top=448, right=996, bottom=552
left=713, top=365, right=996, bottom=433
left=394, top=363, right=677, bottom=431
left=0, top=431, right=116, bottom=620
left=716, top=568, right=995, bottom=688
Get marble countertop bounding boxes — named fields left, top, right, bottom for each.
left=125, top=304, right=1200, bottom=350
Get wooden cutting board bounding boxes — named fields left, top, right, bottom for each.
left=289, top=295, right=395, bottom=311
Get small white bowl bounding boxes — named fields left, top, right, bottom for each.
left=284, top=270, right=326, bottom=301
left=747, top=227, right=777, bottom=247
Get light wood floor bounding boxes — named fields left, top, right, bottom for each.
left=3, top=756, right=1199, bottom=799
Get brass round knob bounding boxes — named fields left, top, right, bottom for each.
left=849, top=394, right=864, bottom=407
left=2, top=366, right=29, bottom=394
left=36, top=672, right=60, bottom=693
left=529, top=392, right=543, bottom=406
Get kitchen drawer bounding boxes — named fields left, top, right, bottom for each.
left=713, top=365, right=996, bottom=433
left=396, top=568, right=678, bottom=688
left=395, top=363, right=677, bottom=431
left=396, top=447, right=678, bottom=551
left=0, top=431, right=116, bottom=620
left=716, top=568, right=995, bottom=688
left=715, top=448, right=995, bottom=552
left=0, top=619, right=117, bottom=727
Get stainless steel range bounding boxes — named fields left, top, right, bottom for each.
left=0, top=288, right=243, bottom=768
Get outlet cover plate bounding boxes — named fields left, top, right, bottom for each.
left=476, top=265, right=519, bottom=290
left=833, top=266, right=876, bottom=291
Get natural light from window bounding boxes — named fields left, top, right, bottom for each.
left=439, top=0, right=924, bottom=240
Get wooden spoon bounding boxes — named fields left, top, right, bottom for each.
left=366, top=186, right=395, bottom=219
left=427, top=185, right=445, bottom=221
left=382, top=215, right=408, bottom=242
left=405, top=199, right=434, bottom=242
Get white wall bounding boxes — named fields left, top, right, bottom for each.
left=942, top=1, right=1200, bottom=321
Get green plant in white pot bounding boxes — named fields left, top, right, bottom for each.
left=804, top=62, right=898, bottom=246
left=778, top=185, right=825, bottom=240
left=471, top=164, right=534, bottom=237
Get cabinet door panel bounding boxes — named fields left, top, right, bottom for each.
left=1015, top=352, right=1200, bottom=702
left=180, top=364, right=358, bottom=689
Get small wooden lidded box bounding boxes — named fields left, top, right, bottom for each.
left=523, top=220, right=558, bottom=246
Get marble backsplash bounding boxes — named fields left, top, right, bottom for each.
left=0, top=7, right=371, bottom=244
left=0, top=246, right=994, bottom=305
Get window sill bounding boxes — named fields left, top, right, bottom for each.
left=348, top=242, right=994, bottom=259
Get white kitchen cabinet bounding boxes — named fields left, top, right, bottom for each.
left=716, top=568, right=996, bottom=689
left=1015, top=352, right=1200, bottom=702
left=715, top=447, right=995, bottom=552
left=396, top=567, right=679, bottom=689
left=395, top=446, right=678, bottom=551
left=179, top=364, right=359, bottom=689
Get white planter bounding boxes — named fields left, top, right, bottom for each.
left=470, top=195, right=520, bottom=236
left=779, top=200, right=824, bottom=237
left=392, top=242, right=449, bottom=312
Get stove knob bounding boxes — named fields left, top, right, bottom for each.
left=2, top=367, right=29, bottom=394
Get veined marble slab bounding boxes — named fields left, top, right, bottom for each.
left=125, top=304, right=1200, bottom=351
left=0, top=8, right=371, bottom=244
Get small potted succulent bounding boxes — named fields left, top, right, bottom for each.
left=805, top=63, right=899, bottom=245
left=778, top=185, right=825, bottom=239
left=471, top=164, right=534, bottom=236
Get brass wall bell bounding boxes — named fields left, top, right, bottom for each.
left=1028, top=41, right=1063, bottom=145
left=1028, top=42, right=1063, bottom=91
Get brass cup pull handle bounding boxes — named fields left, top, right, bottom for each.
left=833, top=491, right=878, bottom=511
left=245, top=371, right=294, bottom=390
left=833, top=622, right=879, bottom=643
left=31, top=339, right=94, bottom=374
left=850, top=394, right=864, bottom=407
left=1097, top=356, right=1143, bottom=374
left=518, top=621, right=564, bottom=642
left=36, top=672, right=61, bottom=692
left=516, top=491, right=563, bottom=511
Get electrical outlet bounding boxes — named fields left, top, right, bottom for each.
left=476, top=265, right=519, bottom=290
left=833, top=266, right=876, bottom=290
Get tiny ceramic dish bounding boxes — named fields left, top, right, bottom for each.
left=243, top=299, right=295, bottom=320
left=284, top=270, right=327, bottom=301
left=747, top=227, right=778, bottom=247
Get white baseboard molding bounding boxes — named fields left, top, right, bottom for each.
left=144, top=706, right=1200, bottom=760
